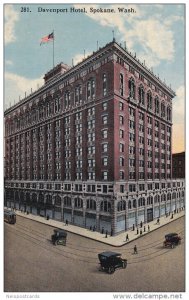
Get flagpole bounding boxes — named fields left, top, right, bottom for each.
left=53, top=30, right=54, bottom=68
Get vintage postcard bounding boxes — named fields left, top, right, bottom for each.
left=3, top=1, right=186, bottom=299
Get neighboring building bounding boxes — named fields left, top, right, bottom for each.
left=172, top=152, right=185, bottom=178
left=4, top=39, right=185, bottom=234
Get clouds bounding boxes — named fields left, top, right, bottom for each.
left=74, top=4, right=183, bottom=68
left=5, top=72, right=43, bottom=108
left=4, top=4, right=19, bottom=45
left=73, top=51, right=92, bottom=65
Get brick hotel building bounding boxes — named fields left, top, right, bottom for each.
left=4, top=40, right=185, bottom=234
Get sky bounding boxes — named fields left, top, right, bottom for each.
left=4, top=3, right=185, bottom=153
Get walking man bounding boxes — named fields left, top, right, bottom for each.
left=126, top=234, right=129, bottom=241
left=134, top=245, right=138, bottom=254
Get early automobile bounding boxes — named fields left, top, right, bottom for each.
left=163, top=233, right=181, bottom=248
left=51, top=229, right=67, bottom=246
left=4, top=209, right=16, bottom=224
left=98, top=251, right=127, bottom=274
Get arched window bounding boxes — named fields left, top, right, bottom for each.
left=86, top=199, right=96, bottom=210
left=147, top=196, right=153, bottom=205
left=64, top=196, right=71, bottom=207
left=87, top=78, right=95, bottom=100
left=155, top=96, right=159, bottom=114
left=147, top=91, right=152, bottom=110
left=133, top=199, right=137, bottom=208
left=55, top=195, right=61, bottom=206
left=172, top=192, right=176, bottom=200
left=129, top=78, right=135, bottom=98
left=75, top=85, right=82, bottom=105
left=74, top=197, right=83, bottom=208
left=138, top=85, right=145, bottom=105
left=54, top=97, right=60, bottom=113
left=154, top=194, right=160, bottom=203
left=161, top=194, right=166, bottom=202
left=128, top=200, right=132, bottom=209
left=64, top=91, right=70, bottom=108
left=100, top=200, right=111, bottom=212
left=117, top=200, right=126, bottom=211
left=167, top=193, right=171, bottom=201
left=161, top=102, right=165, bottom=118
left=39, top=193, right=44, bottom=203
left=138, top=197, right=145, bottom=207
left=167, top=106, right=171, bottom=121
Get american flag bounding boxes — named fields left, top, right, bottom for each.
left=40, top=32, right=54, bottom=45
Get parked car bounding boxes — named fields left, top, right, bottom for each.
left=163, top=233, right=181, bottom=248
left=98, top=251, right=127, bottom=274
left=51, top=229, right=67, bottom=246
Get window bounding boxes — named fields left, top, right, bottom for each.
left=120, top=171, right=124, bottom=180
left=161, top=102, right=165, bottom=118
left=87, top=199, right=96, bottom=210
left=100, top=200, right=111, bottom=212
left=167, top=106, right=171, bottom=121
left=102, top=143, right=108, bottom=153
left=119, top=157, right=124, bottom=167
left=102, top=115, right=108, bottom=125
left=119, top=115, right=124, bottom=125
left=103, top=74, right=107, bottom=96
left=119, top=102, right=124, bottom=111
left=119, top=129, right=124, bottom=139
left=129, top=78, right=135, bottom=98
left=147, top=91, right=152, bottom=110
left=64, top=91, right=71, bottom=108
left=129, top=184, right=136, bottom=192
left=120, top=73, right=123, bottom=96
left=119, top=143, right=124, bottom=152
left=138, top=85, right=145, bottom=105
left=102, top=171, right=108, bottom=180
left=155, top=96, right=159, bottom=114
left=102, top=129, right=108, bottom=139
left=129, top=107, right=135, bottom=116
left=102, top=157, right=108, bottom=166
left=102, top=102, right=108, bottom=111
left=87, top=78, right=95, bottom=99
left=75, top=85, right=82, bottom=104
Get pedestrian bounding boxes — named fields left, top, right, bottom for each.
left=111, top=228, right=113, bottom=236
left=101, top=227, right=104, bottom=234
left=140, top=229, right=142, bottom=235
left=148, top=225, right=150, bottom=232
left=132, top=224, right=135, bottom=231
left=157, top=218, right=160, bottom=225
left=171, top=213, right=174, bottom=219
left=65, top=219, right=68, bottom=226
left=93, top=225, right=96, bottom=231
left=144, top=226, right=146, bottom=232
left=137, top=228, right=139, bottom=235
left=126, top=234, right=129, bottom=241
left=90, top=225, right=92, bottom=231
left=134, top=245, right=138, bottom=254
left=105, top=230, right=108, bottom=238
left=140, top=221, right=143, bottom=228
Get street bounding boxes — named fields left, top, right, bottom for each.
left=4, top=215, right=185, bottom=292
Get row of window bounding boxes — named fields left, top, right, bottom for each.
left=119, top=76, right=172, bottom=121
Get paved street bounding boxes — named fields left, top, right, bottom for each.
left=4, top=215, right=185, bottom=292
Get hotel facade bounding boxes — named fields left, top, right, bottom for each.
left=4, top=40, right=185, bottom=234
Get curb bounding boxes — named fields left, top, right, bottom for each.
left=16, top=212, right=185, bottom=247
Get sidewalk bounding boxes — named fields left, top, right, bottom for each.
left=14, top=209, right=185, bottom=247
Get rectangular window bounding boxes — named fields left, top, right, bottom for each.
left=102, top=115, right=108, bottom=125
left=102, top=143, right=108, bottom=153
left=102, top=157, right=108, bottom=166
left=102, top=171, right=108, bottom=180
left=119, top=102, right=124, bottom=111
left=102, top=130, right=108, bottom=139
